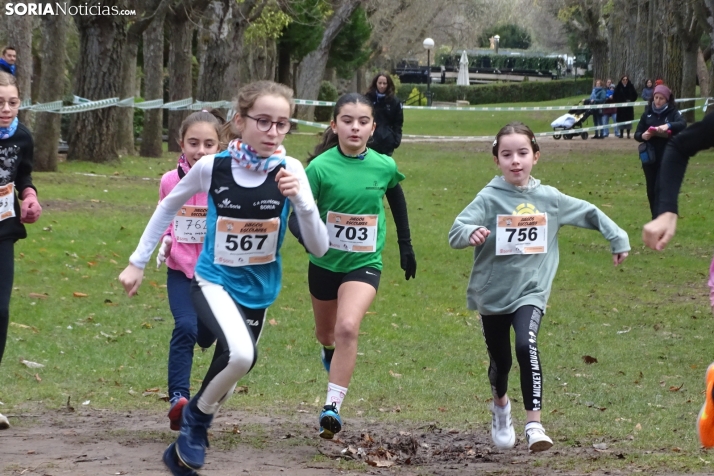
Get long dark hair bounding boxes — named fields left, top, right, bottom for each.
left=308, top=93, right=374, bottom=162
left=492, top=121, right=540, bottom=157
left=366, top=72, right=395, bottom=97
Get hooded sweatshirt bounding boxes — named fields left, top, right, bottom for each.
left=449, top=176, right=630, bottom=315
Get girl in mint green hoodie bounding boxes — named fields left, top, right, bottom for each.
left=449, top=122, right=630, bottom=453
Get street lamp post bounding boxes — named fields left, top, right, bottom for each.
left=423, top=37, right=434, bottom=106
left=494, top=35, right=500, bottom=55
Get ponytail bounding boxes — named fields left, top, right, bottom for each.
left=308, top=128, right=339, bottom=163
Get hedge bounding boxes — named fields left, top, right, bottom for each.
left=396, top=78, right=592, bottom=106
left=436, top=52, right=560, bottom=71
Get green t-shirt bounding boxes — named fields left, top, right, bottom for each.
left=306, top=146, right=405, bottom=273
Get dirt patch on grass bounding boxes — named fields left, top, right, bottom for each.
left=0, top=408, right=708, bottom=475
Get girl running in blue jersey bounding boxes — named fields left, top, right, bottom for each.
left=291, top=93, right=416, bottom=439
left=449, top=122, right=630, bottom=452
left=119, top=81, right=329, bottom=476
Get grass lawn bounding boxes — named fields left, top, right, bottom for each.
left=2, top=106, right=714, bottom=473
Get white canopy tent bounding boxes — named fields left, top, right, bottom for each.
left=457, top=51, right=470, bottom=86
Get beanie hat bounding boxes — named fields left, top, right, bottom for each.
left=655, top=79, right=664, bottom=86
left=653, top=85, right=671, bottom=101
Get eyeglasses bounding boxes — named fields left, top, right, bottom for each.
left=0, top=99, right=20, bottom=110
left=245, top=115, right=291, bottom=135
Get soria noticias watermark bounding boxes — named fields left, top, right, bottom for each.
left=4, top=3, right=136, bottom=16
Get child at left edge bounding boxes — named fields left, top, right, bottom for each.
left=449, top=121, right=630, bottom=452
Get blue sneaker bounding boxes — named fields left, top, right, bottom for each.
left=175, top=403, right=213, bottom=470
left=321, top=347, right=334, bottom=372
left=163, top=443, right=199, bottom=476
left=319, top=403, right=342, bottom=439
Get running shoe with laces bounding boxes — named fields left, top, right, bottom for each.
left=0, top=412, right=9, bottom=430
left=320, top=347, right=334, bottom=372
left=524, top=422, right=553, bottom=452
left=319, top=403, right=342, bottom=439
left=697, top=362, right=714, bottom=447
left=490, top=401, right=516, bottom=449
left=168, top=396, right=188, bottom=431
left=176, top=403, right=213, bottom=469
left=163, top=442, right=199, bottom=476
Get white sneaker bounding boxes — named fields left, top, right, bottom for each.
left=490, top=401, right=516, bottom=449
left=0, top=413, right=9, bottom=430
left=525, top=422, right=553, bottom=452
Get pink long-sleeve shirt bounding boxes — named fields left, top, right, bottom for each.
left=159, top=168, right=207, bottom=279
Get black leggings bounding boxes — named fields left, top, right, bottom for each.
left=480, top=305, right=543, bottom=411
left=189, top=274, right=267, bottom=415
left=0, top=239, right=14, bottom=366
left=642, top=159, right=662, bottom=220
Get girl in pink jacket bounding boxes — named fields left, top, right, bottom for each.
left=158, top=110, right=225, bottom=431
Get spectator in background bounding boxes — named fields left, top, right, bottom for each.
left=613, top=75, right=638, bottom=138
left=0, top=47, right=16, bottom=76
left=601, top=79, right=617, bottom=138
left=365, top=73, right=404, bottom=156
left=655, top=77, right=664, bottom=86
left=589, top=79, right=607, bottom=139
left=641, top=79, right=654, bottom=102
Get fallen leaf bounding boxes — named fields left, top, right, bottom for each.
left=582, top=355, right=598, bottom=364
left=269, top=319, right=278, bottom=326
left=235, top=386, right=248, bottom=394
left=635, top=423, right=642, bottom=431
left=21, top=359, right=45, bottom=368
left=617, top=326, right=631, bottom=334
left=34, top=373, right=42, bottom=383
left=141, top=322, right=153, bottom=329
left=389, top=370, right=402, bottom=378
left=366, top=459, right=396, bottom=467
left=669, top=383, right=684, bottom=392
left=73, top=292, right=88, bottom=298
left=10, top=322, right=32, bottom=329
left=28, top=293, right=48, bottom=299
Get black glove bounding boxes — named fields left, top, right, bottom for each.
left=398, top=240, right=416, bottom=280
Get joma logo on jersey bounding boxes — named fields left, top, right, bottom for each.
left=245, top=319, right=259, bottom=326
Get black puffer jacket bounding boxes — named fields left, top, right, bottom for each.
left=0, top=122, right=36, bottom=242
left=634, top=105, right=686, bottom=162
left=365, top=91, right=403, bottom=156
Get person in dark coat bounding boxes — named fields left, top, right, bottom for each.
left=613, top=75, right=638, bottom=138
left=633, top=84, right=686, bottom=219
left=364, top=73, right=404, bottom=156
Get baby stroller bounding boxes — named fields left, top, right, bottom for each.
left=551, top=100, right=593, bottom=140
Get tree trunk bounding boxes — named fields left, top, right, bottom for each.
left=698, top=48, right=710, bottom=98
left=116, top=36, right=140, bottom=156
left=7, top=14, right=33, bottom=126
left=680, top=45, right=698, bottom=122
left=197, top=1, right=231, bottom=101
left=590, top=40, right=609, bottom=85
left=140, top=10, right=166, bottom=158
left=628, top=0, right=648, bottom=88
left=68, top=11, right=127, bottom=162
left=663, top=30, right=683, bottom=97
left=33, top=11, right=68, bottom=172
left=167, top=14, right=194, bottom=152
left=276, top=41, right=292, bottom=87
left=222, top=17, right=247, bottom=102
left=295, top=0, right=364, bottom=120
